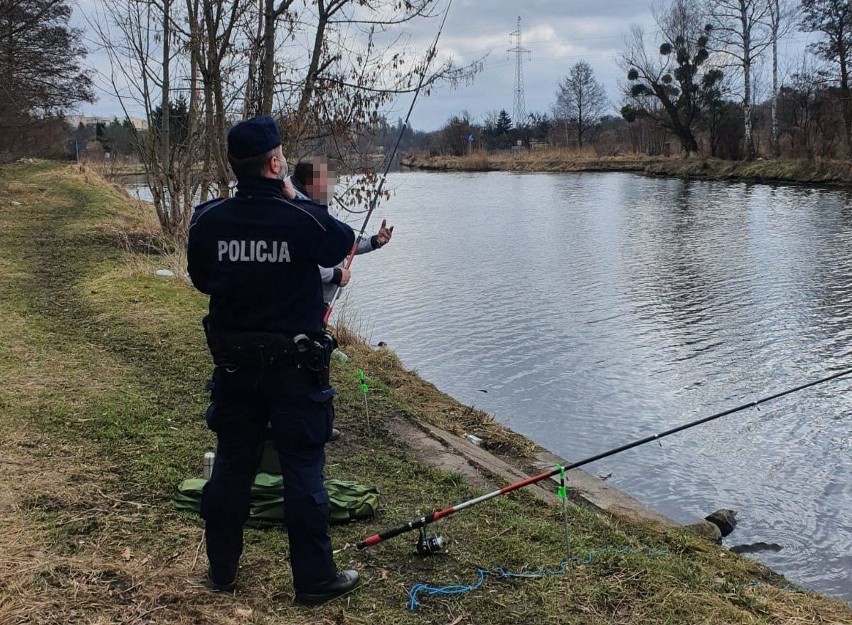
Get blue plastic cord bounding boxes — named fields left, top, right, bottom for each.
left=408, top=545, right=670, bottom=609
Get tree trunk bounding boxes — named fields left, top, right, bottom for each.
left=160, top=0, right=171, bottom=183
left=161, top=0, right=176, bottom=234
left=244, top=0, right=263, bottom=117
left=840, top=45, right=852, bottom=158
left=259, top=0, right=296, bottom=116
left=292, top=0, right=330, bottom=146
left=680, top=132, right=699, bottom=155
left=650, top=81, right=698, bottom=155
left=187, top=0, right=207, bottom=204
left=577, top=106, right=584, bottom=148
left=261, top=0, right=276, bottom=115
left=213, top=69, right=230, bottom=194
left=198, top=0, right=236, bottom=197
left=770, top=0, right=780, bottom=158
left=741, top=3, right=755, bottom=161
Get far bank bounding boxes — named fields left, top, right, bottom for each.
left=402, top=150, right=852, bottom=186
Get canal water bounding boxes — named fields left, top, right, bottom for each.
left=129, top=170, right=851, bottom=601
left=335, top=171, right=852, bottom=602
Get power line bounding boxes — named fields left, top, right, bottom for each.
left=507, top=16, right=531, bottom=127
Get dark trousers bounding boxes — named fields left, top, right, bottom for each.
left=200, top=364, right=337, bottom=592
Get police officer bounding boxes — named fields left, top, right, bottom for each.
left=186, top=116, right=359, bottom=606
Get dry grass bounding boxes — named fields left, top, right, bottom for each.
left=339, top=340, right=575, bottom=458
left=643, top=156, right=852, bottom=185
left=83, top=158, right=148, bottom=178
left=403, top=148, right=659, bottom=174
left=116, top=230, right=192, bottom=284
left=65, top=165, right=194, bottom=284
left=404, top=151, right=852, bottom=185
left=331, top=294, right=375, bottom=348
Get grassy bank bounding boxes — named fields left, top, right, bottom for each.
left=403, top=150, right=852, bottom=185
left=0, top=162, right=849, bottom=624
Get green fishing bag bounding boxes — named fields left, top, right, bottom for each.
left=175, top=473, right=379, bottom=527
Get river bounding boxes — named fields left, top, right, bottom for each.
left=130, top=170, right=852, bottom=602
left=337, top=170, right=852, bottom=602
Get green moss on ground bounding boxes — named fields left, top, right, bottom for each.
left=0, top=162, right=849, bottom=624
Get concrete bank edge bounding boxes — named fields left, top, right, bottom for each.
left=387, top=413, right=676, bottom=527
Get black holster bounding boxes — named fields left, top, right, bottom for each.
left=293, top=332, right=337, bottom=386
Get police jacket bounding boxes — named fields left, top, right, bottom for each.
left=187, top=176, right=355, bottom=335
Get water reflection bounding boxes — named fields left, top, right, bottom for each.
left=336, top=171, right=852, bottom=602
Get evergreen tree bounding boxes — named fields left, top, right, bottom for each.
left=495, top=110, right=513, bottom=135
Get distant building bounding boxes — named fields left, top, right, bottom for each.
left=67, top=115, right=148, bottom=130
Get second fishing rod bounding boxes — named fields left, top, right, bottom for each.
left=322, top=0, right=455, bottom=327
left=356, top=366, right=852, bottom=551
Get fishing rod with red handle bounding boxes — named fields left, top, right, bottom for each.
left=356, top=366, right=852, bottom=550
left=322, top=1, right=453, bottom=327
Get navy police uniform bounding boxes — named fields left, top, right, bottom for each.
left=186, top=117, right=355, bottom=599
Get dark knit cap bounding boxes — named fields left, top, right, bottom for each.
left=227, top=116, right=281, bottom=159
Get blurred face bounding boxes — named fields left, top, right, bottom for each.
left=306, top=161, right=337, bottom=202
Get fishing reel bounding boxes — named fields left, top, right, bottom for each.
left=415, top=527, right=447, bottom=556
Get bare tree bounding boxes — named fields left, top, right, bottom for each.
left=777, top=56, right=822, bottom=156
left=0, top=0, right=93, bottom=155
left=554, top=61, right=609, bottom=148
left=264, top=0, right=481, bottom=211
left=800, top=0, right=852, bottom=156
left=89, top=0, right=479, bottom=238
left=767, top=0, right=796, bottom=157
left=275, top=2, right=474, bottom=154
left=90, top=0, right=208, bottom=238
left=707, top=0, right=772, bottom=160
left=620, top=0, right=720, bottom=155
left=190, top=0, right=249, bottom=195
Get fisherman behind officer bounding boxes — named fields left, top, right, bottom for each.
left=186, top=116, right=360, bottom=606
left=289, top=156, right=394, bottom=303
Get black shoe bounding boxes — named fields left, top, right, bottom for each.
left=294, top=569, right=360, bottom=606
left=330, top=428, right=341, bottom=442
left=206, top=566, right=237, bottom=593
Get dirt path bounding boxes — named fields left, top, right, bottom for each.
left=0, top=165, right=259, bottom=624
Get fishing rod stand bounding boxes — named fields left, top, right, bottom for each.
left=415, top=527, right=446, bottom=556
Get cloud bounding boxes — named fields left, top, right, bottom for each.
left=69, top=0, right=811, bottom=132
left=394, top=2, right=658, bottom=129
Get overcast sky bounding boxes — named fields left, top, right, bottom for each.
left=72, top=0, right=816, bottom=132
left=400, top=0, right=656, bottom=129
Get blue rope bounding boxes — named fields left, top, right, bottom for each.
left=408, top=545, right=670, bottom=609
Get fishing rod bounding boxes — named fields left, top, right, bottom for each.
left=356, top=366, right=852, bottom=551
left=322, top=0, right=455, bottom=326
